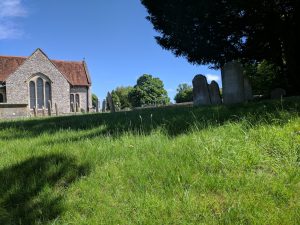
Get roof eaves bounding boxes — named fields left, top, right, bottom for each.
left=83, top=60, right=92, bottom=86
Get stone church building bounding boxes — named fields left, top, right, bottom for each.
left=0, top=49, right=92, bottom=117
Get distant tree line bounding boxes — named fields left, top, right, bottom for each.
left=109, top=74, right=170, bottom=110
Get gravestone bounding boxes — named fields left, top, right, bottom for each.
left=71, top=102, right=75, bottom=113
left=96, top=99, right=99, bottom=113
left=192, top=74, right=211, bottom=106
left=244, top=76, right=253, bottom=101
left=106, top=92, right=115, bottom=112
left=47, top=100, right=52, bottom=116
left=270, top=88, right=286, bottom=99
left=55, top=103, right=58, bottom=116
left=33, top=106, right=37, bottom=117
left=209, top=81, right=222, bottom=105
left=102, top=99, right=106, bottom=112
left=221, top=61, right=245, bottom=104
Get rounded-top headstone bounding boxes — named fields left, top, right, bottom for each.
left=221, top=61, right=245, bottom=104
left=192, top=75, right=211, bottom=106
left=102, top=99, right=106, bottom=112
left=209, top=81, right=222, bottom=105
left=106, top=92, right=116, bottom=113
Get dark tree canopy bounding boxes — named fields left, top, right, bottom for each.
left=129, top=74, right=170, bottom=107
left=141, top=0, right=300, bottom=94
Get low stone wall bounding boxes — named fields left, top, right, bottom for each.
left=0, top=104, right=29, bottom=119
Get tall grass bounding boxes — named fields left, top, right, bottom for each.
left=0, top=97, right=299, bottom=224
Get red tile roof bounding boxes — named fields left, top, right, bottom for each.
left=0, top=55, right=91, bottom=86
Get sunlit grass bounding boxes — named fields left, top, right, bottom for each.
left=0, top=97, right=299, bottom=224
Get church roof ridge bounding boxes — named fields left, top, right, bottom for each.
left=0, top=51, right=91, bottom=86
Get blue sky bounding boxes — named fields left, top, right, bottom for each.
left=0, top=0, right=221, bottom=102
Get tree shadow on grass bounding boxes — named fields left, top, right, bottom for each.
left=0, top=97, right=299, bottom=141
left=0, top=154, right=90, bottom=225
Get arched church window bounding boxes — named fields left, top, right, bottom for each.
left=37, top=78, right=44, bottom=109
left=45, top=81, right=51, bottom=108
left=29, top=74, right=52, bottom=110
left=29, top=81, right=36, bottom=109
left=0, top=93, right=3, bottom=103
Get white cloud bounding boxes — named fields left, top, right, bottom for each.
left=205, top=74, right=220, bottom=83
left=0, top=0, right=27, bottom=40
left=166, top=88, right=175, bottom=93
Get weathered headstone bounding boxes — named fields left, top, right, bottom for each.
left=270, top=88, right=286, bottom=99
left=42, top=106, right=46, bottom=116
left=192, top=74, right=211, bottom=106
left=106, top=92, right=115, bottom=112
left=221, top=61, right=245, bottom=104
left=96, top=99, right=99, bottom=113
left=47, top=100, right=52, bottom=116
left=244, top=76, right=253, bottom=101
left=102, top=99, right=106, bottom=112
left=55, top=103, right=58, bottom=116
left=71, top=102, right=75, bottom=113
left=209, top=81, right=222, bottom=105
left=33, top=106, right=37, bottom=117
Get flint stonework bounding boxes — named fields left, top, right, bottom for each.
left=192, top=75, right=211, bottom=106
left=6, top=50, right=70, bottom=113
left=221, top=61, right=245, bottom=104
left=1, top=49, right=92, bottom=117
left=209, top=81, right=222, bottom=105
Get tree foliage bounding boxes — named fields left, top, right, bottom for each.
left=111, top=86, right=133, bottom=110
left=244, top=60, right=282, bottom=96
left=174, top=83, right=193, bottom=103
left=111, top=91, right=121, bottom=111
left=128, top=74, right=170, bottom=107
left=141, top=0, right=300, bottom=94
left=92, top=94, right=98, bottom=109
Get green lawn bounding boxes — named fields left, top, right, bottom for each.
left=0, top=97, right=299, bottom=225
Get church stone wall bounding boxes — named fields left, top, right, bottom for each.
left=70, top=86, right=91, bottom=112
left=6, top=49, right=70, bottom=114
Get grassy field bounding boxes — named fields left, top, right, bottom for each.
left=0, top=97, right=299, bottom=225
